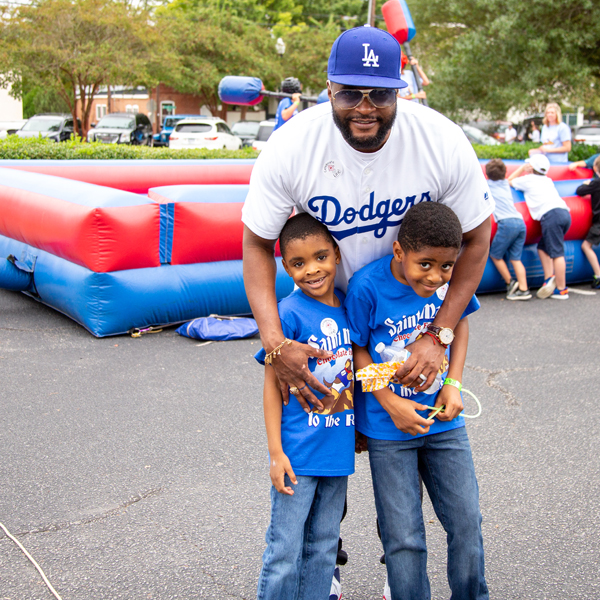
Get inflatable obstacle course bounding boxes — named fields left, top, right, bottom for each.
left=0, top=159, right=597, bottom=337
left=0, top=161, right=290, bottom=336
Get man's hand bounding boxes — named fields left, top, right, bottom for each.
left=394, top=335, right=446, bottom=391
left=291, top=92, right=301, bottom=103
left=377, top=388, right=432, bottom=436
left=430, top=384, right=463, bottom=421
left=272, top=340, right=333, bottom=411
left=269, top=450, right=297, bottom=495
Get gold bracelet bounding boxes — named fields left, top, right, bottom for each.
left=264, top=338, right=292, bottom=365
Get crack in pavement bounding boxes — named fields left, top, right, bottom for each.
left=0, top=488, right=163, bottom=539
left=465, top=364, right=545, bottom=407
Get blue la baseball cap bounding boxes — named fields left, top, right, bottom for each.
left=327, top=26, right=407, bottom=89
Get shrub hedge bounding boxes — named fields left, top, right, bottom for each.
left=472, top=141, right=600, bottom=161
left=0, top=135, right=259, bottom=160
left=0, top=135, right=598, bottom=162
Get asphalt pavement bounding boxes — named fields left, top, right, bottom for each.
left=1, top=286, right=599, bottom=600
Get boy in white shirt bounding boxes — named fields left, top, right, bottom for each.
left=508, top=154, right=571, bottom=299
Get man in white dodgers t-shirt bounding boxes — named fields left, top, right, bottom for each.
left=242, top=25, right=494, bottom=415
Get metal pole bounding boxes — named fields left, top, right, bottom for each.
left=367, top=0, right=376, bottom=26
left=403, top=41, right=429, bottom=107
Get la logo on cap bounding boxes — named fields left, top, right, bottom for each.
left=362, top=43, right=379, bottom=67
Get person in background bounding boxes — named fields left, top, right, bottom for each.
left=273, top=77, right=302, bottom=131
left=569, top=152, right=599, bottom=176
left=509, top=154, right=571, bottom=299
left=485, top=159, right=531, bottom=300
left=529, top=121, right=541, bottom=143
left=575, top=155, right=600, bottom=289
left=398, top=53, right=429, bottom=103
left=528, top=103, right=571, bottom=164
left=504, top=123, right=517, bottom=144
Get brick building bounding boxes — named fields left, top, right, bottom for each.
left=80, top=84, right=266, bottom=133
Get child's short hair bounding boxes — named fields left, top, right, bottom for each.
left=485, top=158, right=507, bottom=181
left=594, top=156, right=600, bottom=173
left=398, top=202, right=462, bottom=253
left=279, top=213, right=336, bottom=258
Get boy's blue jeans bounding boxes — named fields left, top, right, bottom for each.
left=257, top=474, right=347, bottom=600
left=368, top=427, right=489, bottom=600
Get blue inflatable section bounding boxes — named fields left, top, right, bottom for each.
left=0, top=234, right=293, bottom=337
left=478, top=239, right=598, bottom=293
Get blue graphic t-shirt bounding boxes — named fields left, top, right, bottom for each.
left=255, top=288, right=355, bottom=476
left=345, top=255, right=480, bottom=441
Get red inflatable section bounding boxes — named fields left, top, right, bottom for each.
left=171, top=202, right=245, bottom=265
left=482, top=163, right=593, bottom=181
left=0, top=184, right=160, bottom=272
left=149, top=188, right=282, bottom=264
left=5, top=163, right=254, bottom=194
left=489, top=195, right=592, bottom=244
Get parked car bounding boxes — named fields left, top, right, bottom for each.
left=460, top=124, right=500, bottom=146
left=0, top=120, right=27, bottom=139
left=231, top=120, right=261, bottom=147
left=88, top=112, right=153, bottom=145
left=153, top=114, right=206, bottom=147
left=251, top=119, right=276, bottom=152
left=571, top=123, right=600, bottom=146
left=168, top=117, right=242, bottom=150
left=491, top=121, right=512, bottom=143
left=16, top=114, right=80, bottom=142
left=516, top=115, right=544, bottom=142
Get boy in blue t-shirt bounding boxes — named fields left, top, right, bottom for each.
left=485, top=159, right=531, bottom=300
left=255, top=213, right=354, bottom=600
left=345, top=202, right=488, bottom=600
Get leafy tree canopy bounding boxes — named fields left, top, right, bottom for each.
left=0, top=0, right=168, bottom=135
left=407, top=0, right=600, bottom=120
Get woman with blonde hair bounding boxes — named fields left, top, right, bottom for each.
left=529, top=102, right=571, bottom=164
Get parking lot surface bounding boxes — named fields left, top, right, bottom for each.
left=1, top=287, right=599, bottom=599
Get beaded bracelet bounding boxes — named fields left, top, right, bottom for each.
left=264, top=338, right=292, bottom=365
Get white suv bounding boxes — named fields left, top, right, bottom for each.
left=251, top=120, right=276, bottom=152
left=169, top=117, right=242, bottom=150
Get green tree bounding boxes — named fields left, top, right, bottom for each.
left=156, top=3, right=284, bottom=118
left=21, top=80, right=70, bottom=119
left=407, top=0, right=600, bottom=119
left=0, top=0, right=167, bottom=136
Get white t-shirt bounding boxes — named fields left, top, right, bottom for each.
left=511, top=174, right=569, bottom=220
left=242, top=101, right=494, bottom=290
left=504, top=127, right=517, bottom=143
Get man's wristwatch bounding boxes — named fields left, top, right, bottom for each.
left=425, top=324, right=455, bottom=348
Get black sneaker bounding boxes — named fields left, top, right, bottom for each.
left=592, top=276, right=600, bottom=290
left=506, top=279, right=519, bottom=295
left=507, top=288, right=532, bottom=301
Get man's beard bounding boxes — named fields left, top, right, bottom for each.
left=331, top=104, right=397, bottom=151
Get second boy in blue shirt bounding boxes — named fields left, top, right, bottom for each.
left=346, top=201, right=488, bottom=600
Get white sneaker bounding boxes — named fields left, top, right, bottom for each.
left=536, top=276, right=556, bottom=299
left=329, top=566, right=342, bottom=600
left=383, top=574, right=391, bottom=600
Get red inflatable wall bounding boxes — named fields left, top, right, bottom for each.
left=0, top=184, right=160, bottom=272
left=5, top=163, right=254, bottom=194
